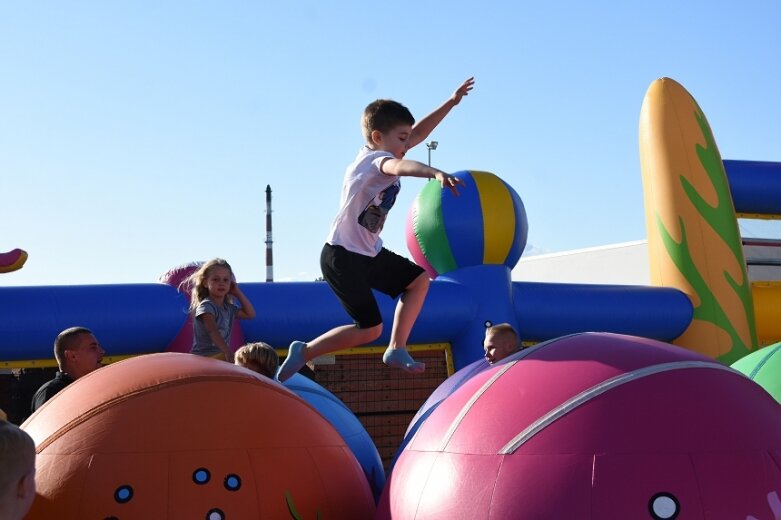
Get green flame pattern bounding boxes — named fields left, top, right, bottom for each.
left=655, top=102, right=756, bottom=363
left=285, top=490, right=323, bottom=520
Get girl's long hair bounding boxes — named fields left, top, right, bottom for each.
left=187, top=258, right=234, bottom=314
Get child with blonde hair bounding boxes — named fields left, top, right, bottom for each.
left=188, top=258, right=256, bottom=362
left=234, top=342, right=279, bottom=379
left=0, top=420, right=36, bottom=520
left=483, top=323, right=521, bottom=364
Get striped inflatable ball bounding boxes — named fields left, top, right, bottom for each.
left=406, top=170, right=528, bottom=278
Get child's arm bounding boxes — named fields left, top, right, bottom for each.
left=231, top=282, right=256, bottom=320
left=408, top=77, right=474, bottom=149
left=381, top=159, right=465, bottom=196
left=200, top=314, right=233, bottom=361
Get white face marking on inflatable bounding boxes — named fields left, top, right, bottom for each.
left=650, top=494, right=679, bottom=519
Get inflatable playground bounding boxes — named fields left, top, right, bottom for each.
left=4, top=77, right=781, bottom=518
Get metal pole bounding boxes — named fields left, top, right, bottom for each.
left=265, top=185, right=273, bottom=282
left=426, top=141, right=438, bottom=167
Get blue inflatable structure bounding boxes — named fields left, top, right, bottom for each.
left=0, top=171, right=694, bottom=370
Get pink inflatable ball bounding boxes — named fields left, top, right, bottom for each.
left=390, top=356, right=496, bottom=470
left=23, top=353, right=374, bottom=519
left=378, top=333, right=781, bottom=519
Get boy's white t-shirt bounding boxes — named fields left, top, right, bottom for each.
left=325, top=146, right=401, bottom=257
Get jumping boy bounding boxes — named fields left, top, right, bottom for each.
left=277, top=77, right=474, bottom=382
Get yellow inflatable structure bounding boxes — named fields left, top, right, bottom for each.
left=639, top=77, right=758, bottom=364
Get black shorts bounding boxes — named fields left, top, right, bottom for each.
left=320, top=243, right=425, bottom=329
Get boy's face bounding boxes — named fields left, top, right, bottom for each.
left=483, top=332, right=515, bottom=364
left=372, top=124, right=412, bottom=159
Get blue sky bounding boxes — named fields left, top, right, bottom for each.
left=2, top=1, right=779, bottom=286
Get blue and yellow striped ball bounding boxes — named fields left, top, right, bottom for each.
left=406, top=170, right=528, bottom=277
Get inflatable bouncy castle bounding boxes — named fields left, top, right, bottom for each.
left=6, top=76, right=781, bottom=517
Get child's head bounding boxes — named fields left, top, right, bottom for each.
left=188, top=258, right=234, bottom=312
left=362, top=99, right=415, bottom=151
left=483, top=323, right=520, bottom=364
left=234, top=342, right=279, bottom=379
left=0, top=421, right=36, bottom=519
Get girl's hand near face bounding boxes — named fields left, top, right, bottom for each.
left=231, top=281, right=256, bottom=320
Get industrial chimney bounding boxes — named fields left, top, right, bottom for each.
left=265, top=185, right=273, bottom=282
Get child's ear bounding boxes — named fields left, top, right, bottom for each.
left=370, top=130, right=383, bottom=146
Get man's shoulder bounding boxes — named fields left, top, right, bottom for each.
left=31, top=372, right=73, bottom=410
left=36, top=372, right=72, bottom=392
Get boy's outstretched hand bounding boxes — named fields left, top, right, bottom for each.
left=451, top=77, right=475, bottom=105
left=435, top=171, right=466, bottom=196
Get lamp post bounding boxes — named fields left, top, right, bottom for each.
left=426, top=141, right=438, bottom=166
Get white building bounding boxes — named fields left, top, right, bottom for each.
left=513, top=239, right=780, bottom=285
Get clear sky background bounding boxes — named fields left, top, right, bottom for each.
left=2, top=1, right=779, bottom=286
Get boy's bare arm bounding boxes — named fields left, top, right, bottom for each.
left=408, top=77, right=474, bottom=149
left=381, top=158, right=465, bottom=196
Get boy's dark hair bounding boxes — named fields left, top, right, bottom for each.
left=362, top=99, right=415, bottom=143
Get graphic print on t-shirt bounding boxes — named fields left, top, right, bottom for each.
left=358, top=182, right=400, bottom=233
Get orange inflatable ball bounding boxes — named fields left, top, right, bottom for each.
left=22, top=353, right=375, bottom=519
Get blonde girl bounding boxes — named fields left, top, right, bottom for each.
left=189, top=258, right=256, bottom=362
